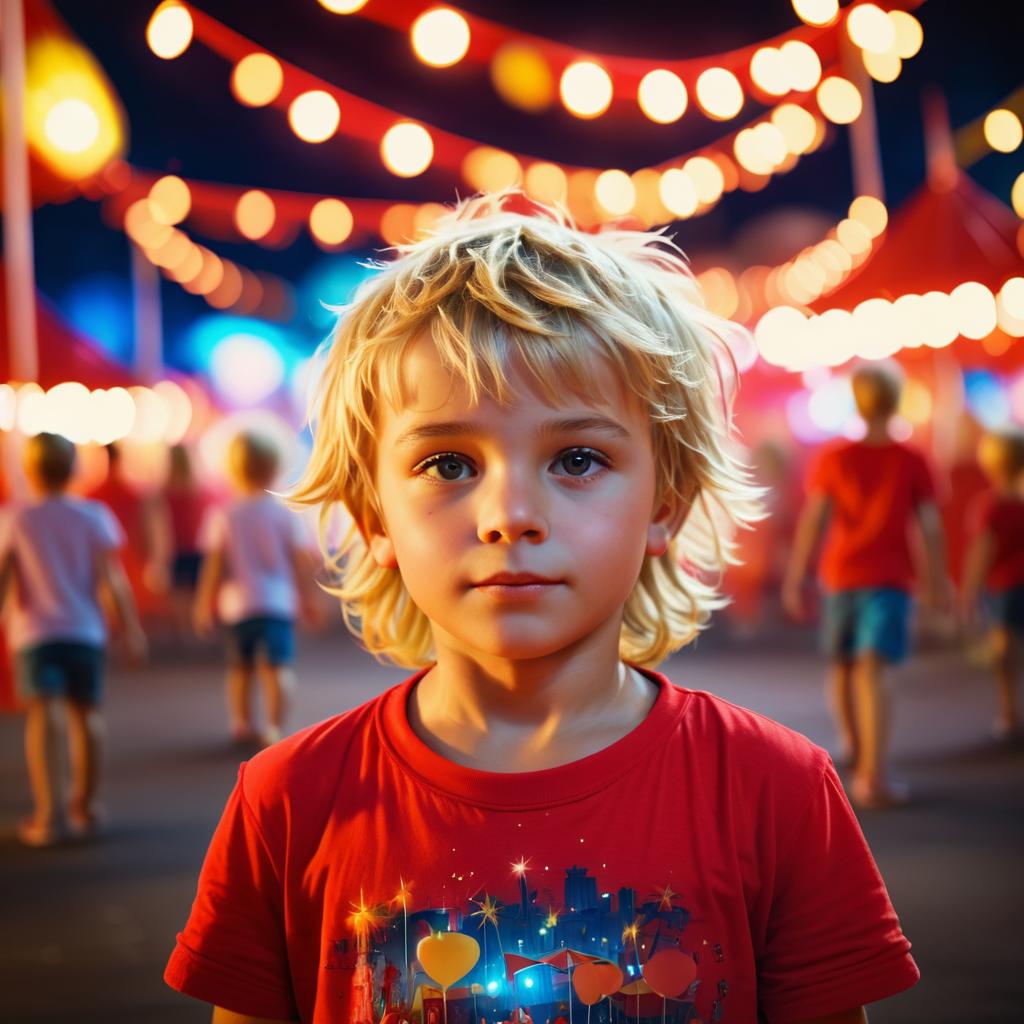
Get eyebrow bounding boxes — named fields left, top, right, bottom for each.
left=394, top=415, right=632, bottom=448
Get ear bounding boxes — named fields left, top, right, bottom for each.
left=358, top=506, right=399, bottom=570
left=645, top=489, right=695, bottom=558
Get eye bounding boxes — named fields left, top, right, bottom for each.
left=554, top=447, right=608, bottom=478
left=416, top=452, right=475, bottom=482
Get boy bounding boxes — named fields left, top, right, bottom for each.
left=783, top=363, right=950, bottom=809
left=960, top=428, right=1024, bottom=739
left=0, top=432, right=146, bottom=846
left=194, top=432, right=320, bottom=746
left=167, top=196, right=920, bottom=1023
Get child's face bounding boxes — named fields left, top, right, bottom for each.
left=368, top=334, right=682, bottom=664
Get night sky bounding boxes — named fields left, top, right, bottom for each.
left=32, top=0, right=1024, bottom=370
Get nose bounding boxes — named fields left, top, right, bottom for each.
left=475, top=464, right=549, bottom=545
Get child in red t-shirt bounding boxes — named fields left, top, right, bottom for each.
left=165, top=195, right=919, bottom=1024
left=960, top=428, right=1024, bottom=739
left=783, top=363, right=950, bottom=809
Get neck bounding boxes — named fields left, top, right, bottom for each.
left=861, top=419, right=892, bottom=445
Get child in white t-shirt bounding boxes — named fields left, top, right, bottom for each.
left=0, top=433, right=146, bottom=847
left=194, top=432, right=320, bottom=746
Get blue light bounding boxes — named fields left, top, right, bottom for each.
left=626, top=965, right=635, bottom=976
left=61, top=274, right=133, bottom=364
left=298, top=254, right=379, bottom=332
left=487, top=981, right=499, bottom=994
left=964, top=370, right=1010, bottom=429
left=523, top=977, right=534, bottom=989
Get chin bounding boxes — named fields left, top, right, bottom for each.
left=450, top=622, right=594, bottom=662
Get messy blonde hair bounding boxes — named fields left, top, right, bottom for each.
left=978, top=427, right=1024, bottom=485
left=290, top=192, right=762, bottom=668
left=852, top=360, right=903, bottom=420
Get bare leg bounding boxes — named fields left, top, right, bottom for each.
left=23, top=698, right=67, bottom=831
left=991, top=628, right=1019, bottom=734
left=66, top=700, right=105, bottom=830
left=828, top=658, right=858, bottom=767
left=226, top=665, right=256, bottom=739
left=850, top=652, right=908, bottom=806
left=258, top=663, right=296, bottom=744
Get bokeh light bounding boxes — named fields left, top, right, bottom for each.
left=659, top=168, right=698, bottom=217
left=309, top=198, right=354, bottom=247
left=490, top=44, right=553, bottom=112
left=594, top=169, right=636, bottom=216
left=949, top=282, right=997, bottom=340
left=411, top=8, right=471, bottom=68
left=791, top=0, right=838, bottom=27
left=210, top=334, right=286, bottom=406
left=848, top=195, right=888, bottom=237
left=1013, top=172, right=1024, bottom=218
left=146, top=1, right=193, bottom=60
left=750, top=48, right=790, bottom=97
left=817, top=76, right=862, bottom=124
left=462, top=147, right=522, bottom=191
left=380, top=122, right=434, bottom=177
left=524, top=162, right=567, bottom=204
left=683, top=156, right=725, bottom=203
left=846, top=4, right=896, bottom=54
left=231, top=53, right=284, bottom=107
left=637, top=69, right=688, bottom=123
left=780, top=40, right=822, bottom=91
left=149, top=175, right=191, bottom=225
left=234, top=190, right=276, bottom=241
left=288, top=90, right=341, bottom=143
left=560, top=61, right=613, bottom=119
left=888, top=10, right=923, bottom=58
left=318, top=0, right=368, bottom=10
left=771, top=103, right=817, bottom=154
left=862, top=49, right=902, bottom=83
left=695, top=68, right=744, bottom=120
left=984, top=109, right=1023, bottom=153
left=43, top=99, right=99, bottom=154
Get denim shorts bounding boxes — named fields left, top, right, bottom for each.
left=16, top=641, right=105, bottom=705
left=226, top=616, right=295, bottom=668
left=821, top=587, right=913, bottom=664
left=172, top=551, right=202, bottom=589
left=985, top=586, right=1024, bottom=633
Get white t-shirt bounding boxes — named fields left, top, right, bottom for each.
left=201, top=495, right=308, bottom=625
left=0, top=496, right=124, bottom=651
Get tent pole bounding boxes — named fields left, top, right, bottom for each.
left=1, top=0, right=39, bottom=383
left=131, top=242, right=163, bottom=384
left=840, top=33, right=885, bottom=203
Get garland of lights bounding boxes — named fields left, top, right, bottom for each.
left=316, top=0, right=924, bottom=123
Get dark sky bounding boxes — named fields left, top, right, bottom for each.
left=34, top=0, right=1023, bottom=369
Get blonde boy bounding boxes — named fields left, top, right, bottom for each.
left=167, top=196, right=919, bottom=1023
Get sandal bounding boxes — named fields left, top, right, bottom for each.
left=16, top=818, right=66, bottom=848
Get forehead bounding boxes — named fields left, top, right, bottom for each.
left=382, top=333, right=644, bottom=428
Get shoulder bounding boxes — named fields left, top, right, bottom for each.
left=238, top=685, right=395, bottom=837
left=673, top=684, right=832, bottom=791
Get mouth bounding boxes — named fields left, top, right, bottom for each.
left=472, top=573, right=562, bottom=587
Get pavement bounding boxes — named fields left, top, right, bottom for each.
left=1, top=622, right=1022, bottom=1023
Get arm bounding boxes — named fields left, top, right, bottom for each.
left=0, top=551, right=15, bottom=610
left=915, top=500, right=953, bottom=611
left=142, top=494, right=174, bottom=594
left=97, top=549, right=147, bottom=663
left=212, top=1008, right=296, bottom=1024
left=960, top=527, right=995, bottom=625
left=289, top=544, right=325, bottom=628
left=194, top=547, right=225, bottom=637
left=795, top=1011, right=867, bottom=1024
left=782, top=492, right=830, bottom=621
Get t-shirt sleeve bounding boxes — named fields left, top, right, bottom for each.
left=757, top=761, right=919, bottom=1022
left=93, top=503, right=125, bottom=552
left=164, top=764, right=298, bottom=1020
left=804, top=447, right=833, bottom=498
left=910, top=451, right=938, bottom=507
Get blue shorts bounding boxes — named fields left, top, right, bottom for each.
left=226, top=616, right=295, bottom=668
left=986, top=586, right=1024, bottom=633
left=821, top=588, right=913, bottom=664
left=172, top=551, right=202, bottom=589
left=16, top=642, right=105, bottom=705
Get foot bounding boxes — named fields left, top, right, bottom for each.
left=230, top=722, right=258, bottom=745
left=16, top=817, right=67, bottom=848
left=849, top=776, right=911, bottom=810
left=261, top=724, right=282, bottom=747
left=68, top=800, right=107, bottom=840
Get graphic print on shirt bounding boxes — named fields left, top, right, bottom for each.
left=325, top=859, right=728, bottom=1024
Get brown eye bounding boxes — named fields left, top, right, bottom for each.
left=419, top=453, right=474, bottom=481
left=561, top=450, right=593, bottom=476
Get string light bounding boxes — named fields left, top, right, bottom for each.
left=683, top=156, right=725, bottom=204
left=888, top=11, right=923, bottom=59
left=862, top=50, right=901, bottom=83
left=771, top=103, right=818, bottom=154
left=43, top=100, right=100, bottom=154
left=791, top=0, right=838, bottom=28
left=750, top=48, right=790, bottom=97
left=490, top=44, right=554, bottom=112
left=1012, top=172, right=1024, bottom=218
left=231, top=53, right=284, bottom=107
left=410, top=8, right=471, bottom=68
left=524, top=162, right=567, bottom=204
left=462, top=147, right=522, bottom=191
left=779, top=40, right=822, bottom=92
left=846, top=4, right=896, bottom=54
left=984, top=110, right=1023, bottom=154
left=288, top=90, right=341, bottom=143
left=659, top=168, right=698, bottom=217
left=594, top=169, right=636, bottom=216
left=318, top=0, right=368, bottom=12
left=848, top=195, right=888, bottom=238
left=380, top=122, right=434, bottom=177
left=560, top=61, right=613, bottom=119
left=148, top=175, right=191, bottom=225
left=637, top=69, right=688, bottom=124
left=146, top=1, right=193, bottom=60
left=234, top=189, right=276, bottom=240
left=309, top=198, right=354, bottom=247
left=695, top=68, right=744, bottom=120
left=816, top=76, right=862, bottom=124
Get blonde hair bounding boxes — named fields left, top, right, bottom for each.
left=290, top=192, right=762, bottom=668
left=229, top=431, right=280, bottom=490
left=25, top=432, right=76, bottom=489
left=851, top=361, right=903, bottom=420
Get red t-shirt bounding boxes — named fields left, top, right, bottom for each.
left=969, top=490, right=1024, bottom=592
left=164, top=669, right=919, bottom=1023
left=807, top=441, right=937, bottom=592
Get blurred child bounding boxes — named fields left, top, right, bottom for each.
left=960, top=428, right=1024, bottom=739
left=167, top=196, right=919, bottom=1024
left=193, top=432, right=320, bottom=746
left=783, top=362, right=950, bottom=809
left=144, top=444, right=210, bottom=638
left=0, top=433, right=146, bottom=847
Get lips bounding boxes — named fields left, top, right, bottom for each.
left=473, top=572, right=561, bottom=586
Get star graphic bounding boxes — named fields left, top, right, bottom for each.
left=470, top=893, right=502, bottom=929
left=545, top=907, right=561, bottom=929
left=659, top=884, right=677, bottom=910
left=511, top=856, right=531, bottom=877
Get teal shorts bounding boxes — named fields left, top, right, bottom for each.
left=17, top=641, right=105, bottom=705
left=821, top=588, right=913, bottom=664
